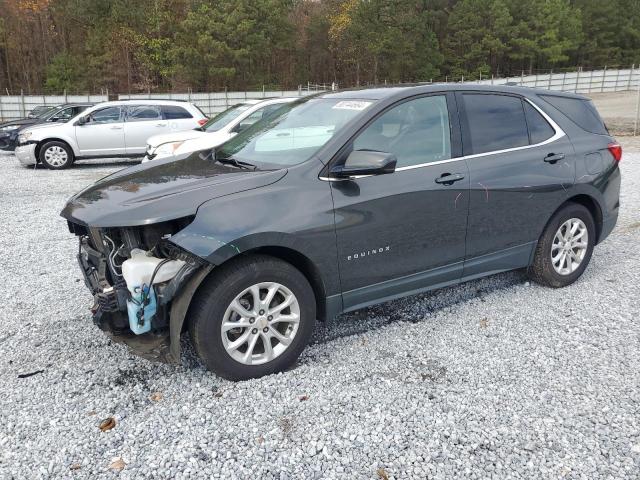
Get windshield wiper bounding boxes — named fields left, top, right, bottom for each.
left=215, top=155, right=257, bottom=170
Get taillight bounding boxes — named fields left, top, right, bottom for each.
left=607, top=142, right=622, bottom=162
left=198, top=118, right=208, bottom=126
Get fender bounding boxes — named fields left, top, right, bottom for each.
left=168, top=265, right=214, bottom=363
left=168, top=165, right=342, bottom=298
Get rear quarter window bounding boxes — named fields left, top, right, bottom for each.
left=162, top=105, right=193, bottom=120
left=540, top=95, right=608, bottom=135
left=523, top=101, right=555, bottom=144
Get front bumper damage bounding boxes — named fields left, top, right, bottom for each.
left=72, top=221, right=212, bottom=363
left=15, top=143, right=37, bottom=165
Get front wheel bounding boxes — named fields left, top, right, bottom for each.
left=528, top=203, right=595, bottom=288
left=188, top=255, right=316, bottom=380
left=39, top=141, right=74, bottom=169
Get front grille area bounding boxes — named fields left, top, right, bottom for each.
left=67, top=220, right=88, bottom=237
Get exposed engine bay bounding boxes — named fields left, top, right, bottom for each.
left=68, top=217, right=212, bottom=363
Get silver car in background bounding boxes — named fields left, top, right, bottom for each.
left=15, top=100, right=207, bottom=169
left=143, top=97, right=296, bottom=162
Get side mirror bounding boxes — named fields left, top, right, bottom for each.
left=330, top=150, right=397, bottom=178
left=75, top=115, right=89, bottom=126
left=232, top=122, right=252, bottom=133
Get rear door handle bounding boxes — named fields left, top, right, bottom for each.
left=155, top=123, right=167, bottom=127
left=544, top=153, right=565, bottom=163
left=109, top=126, right=123, bottom=130
left=435, top=173, right=465, bottom=185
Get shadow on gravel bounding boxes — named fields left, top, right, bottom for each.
left=72, top=160, right=140, bottom=169
left=311, top=269, right=528, bottom=345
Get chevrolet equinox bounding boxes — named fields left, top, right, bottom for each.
left=61, top=85, right=621, bottom=380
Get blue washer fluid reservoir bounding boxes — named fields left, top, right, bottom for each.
left=127, top=284, right=157, bottom=335
left=121, top=249, right=185, bottom=336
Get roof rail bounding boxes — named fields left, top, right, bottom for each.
left=116, top=98, right=189, bottom=102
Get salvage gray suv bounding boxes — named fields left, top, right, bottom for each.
left=61, top=85, right=621, bottom=380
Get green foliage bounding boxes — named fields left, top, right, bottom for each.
left=0, top=0, right=639, bottom=93
left=44, top=52, right=84, bottom=93
left=171, top=0, right=293, bottom=89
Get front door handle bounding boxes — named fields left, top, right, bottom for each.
left=109, top=126, right=123, bottom=130
left=435, top=173, right=465, bottom=185
left=544, top=153, right=565, bottom=163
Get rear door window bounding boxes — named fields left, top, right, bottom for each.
left=540, top=95, right=608, bottom=135
left=462, top=94, right=529, bottom=154
left=524, top=101, right=555, bottom=144
left=127, top=105, right=162, bottom=122
left=162, top=105, right=193, bottom=120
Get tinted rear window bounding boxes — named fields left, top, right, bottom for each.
left=540, top=95, right=607, bottom=135
left=162, top=105, right=193, bottom=119
left=463, top=94, right=529, bottom=154
left=524, top=101, right=555, bottom=144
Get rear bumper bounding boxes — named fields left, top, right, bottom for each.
left=15, top=143, right=37, bottom=165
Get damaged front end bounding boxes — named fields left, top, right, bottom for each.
left=69, top=217, right=212, bottom=363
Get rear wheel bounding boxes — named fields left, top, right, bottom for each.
left=189, top=255, right=316, bottom=380
left=529, top=203, right=595, bottom=287
left=39, top=141, right=74, bottom=169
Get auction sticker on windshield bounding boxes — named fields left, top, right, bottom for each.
left=332, top=101, right=372, bottom=110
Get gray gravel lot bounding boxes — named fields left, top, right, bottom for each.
left=1, top=146, right=639, bottom=480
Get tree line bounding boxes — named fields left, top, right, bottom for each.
left=1, top=0, right=639, bottom=94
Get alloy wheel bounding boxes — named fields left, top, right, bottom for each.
left=551, top=218, right=589, bottom=275
left=221, top=282, right=300, bottom=365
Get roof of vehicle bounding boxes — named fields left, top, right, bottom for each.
left=53, top=103, right=94, bottom=108
left=92, top=99, right=200, bottom=107
left=319, top=84, right=589, bottom=101
left=232, top=97, right=298, bottom=106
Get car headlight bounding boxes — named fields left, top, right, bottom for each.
left=17, top=132, right=32, bottom=144
left=1, top=125, right=19, bottom=131
left=154, top=141, right=184, bottom=156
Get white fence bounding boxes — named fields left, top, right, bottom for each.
left=118, top=90, right=311, bottom=117
left=470, top=67, right=640, bottom=94
left=1, top=68, right=639, bottom=121
left=0, top=87, right=326, bottom=121
left=0, top=94, right=108, bottom=121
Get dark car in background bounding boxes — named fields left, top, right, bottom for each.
left=27, top=105, right=55, bottom=118
left=61, top=85, right=621, bottom=381
left=0, top=103, right=93, bottom=151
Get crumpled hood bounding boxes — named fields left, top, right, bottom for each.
left=0, top=118, right=37, bottom=128
left=21, top=121, right=66, bottom=135
left=60, top=151, right=287, bottom=227
left=147, top=129, right=209, bottom=148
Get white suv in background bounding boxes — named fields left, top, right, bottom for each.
left=143, top=97, right=297, bottom=162
left=15, top=100, right=207, bottom=169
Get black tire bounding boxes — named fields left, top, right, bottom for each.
left=528, top=203, right=596, bottom=288
left=38, top=141, right=74, bottom=169
left=188, top=255, right=316, bottom=381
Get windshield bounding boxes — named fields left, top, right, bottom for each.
left=202, top=103, right=253, bottom=132
left=36, top=105, right=62, bottom=120
left=215, top=97, right=374, bottom=168
left=39, top=105, right=65, bottom=121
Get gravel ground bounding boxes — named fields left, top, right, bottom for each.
left=588, top=92, right=640, bottom=136
left=1, top=144, right=639, bottom=480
